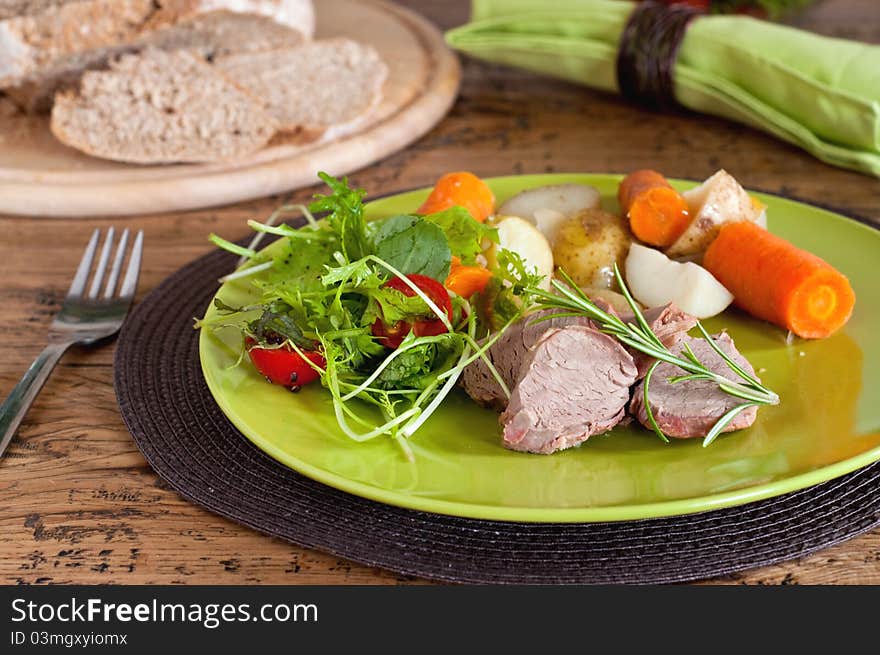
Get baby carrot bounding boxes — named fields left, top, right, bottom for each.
left=445, top=260, right=493, bottom=298
left=703, top=221, right=855, bottom=339
left=618, top=170, right=690, bottom=248
left=418, top=172, right=495, bottom=223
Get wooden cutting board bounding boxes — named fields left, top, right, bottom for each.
left=0, top=0, right=460, bottom=217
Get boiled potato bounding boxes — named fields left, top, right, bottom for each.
left=488, top=215, right=554, bottom=290
left=666, top=169, right=765, bottom=258
left=498, top=184, right=600, bottom=242
left=552, top=208, right=632, bottom=289
left=625, top=243, right=733, bottom=319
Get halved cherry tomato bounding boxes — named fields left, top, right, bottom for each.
left=245, top=337, right=325, bottom=388
left=371, top=274, right=453, bottom=349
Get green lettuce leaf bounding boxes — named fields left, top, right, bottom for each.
left=245, top=299, right=315, bottom=349
left=374, top=334, right=463, bottom=390
left=472, top=248, right=543, bottom=334
left=423, top=206, right=498, bottom=265
left=259, top=237, right=338, bottom=294
left=309, top=172, right=371, bottom=262
left=372, top=215, right=451, bottom=282
left=360, top=287, right=435, bottom=327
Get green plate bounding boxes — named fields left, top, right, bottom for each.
left=199, top=174, right=880, bottom=522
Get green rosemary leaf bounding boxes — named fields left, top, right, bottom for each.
left=528, top=311, right=590, bottom=325
left=695, top=322, right=772, bottom=396
left=681, top=342, right=702, bottom=367
left=702, top=403, right=758, bottom=447
left=642, top=360, right=669, bottom=443
left=716, top=381, right=777, bottom=404
left=668, top=373, right=713, bottom=384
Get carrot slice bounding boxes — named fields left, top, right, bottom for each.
left=703, top=221, right=855, bottom=339
left=618, top=170, right=690, bottom=247
left=618, top=170, right=667, bottom=209
left=418, top=172, right=495, bottom=223
left=445, top=260, right=493, bottom=298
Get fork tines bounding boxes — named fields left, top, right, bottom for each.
left=68, top=228, right=144, bottom=301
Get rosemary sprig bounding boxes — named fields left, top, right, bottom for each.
left=528, top=265, right=779, bottom=446
left=642, top=360, right=669, bottom=444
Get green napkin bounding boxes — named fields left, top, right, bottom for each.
left=446, top=0, right=880, bottom=177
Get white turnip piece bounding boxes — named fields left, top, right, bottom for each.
left=625, top=243, right=733, bottom=319
left=532, top=208, right=568, bottom=244
left=488, top=216, right=555, bottom=290
left=498, top=184, right=600, bottom=237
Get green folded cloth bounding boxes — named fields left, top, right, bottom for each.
left=446, top=0, right=880, bottom=177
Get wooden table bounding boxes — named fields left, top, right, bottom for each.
left=1, top=0, right=879, bottom=585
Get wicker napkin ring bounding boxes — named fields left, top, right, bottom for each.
left=616, top=1, right=702, bottom=110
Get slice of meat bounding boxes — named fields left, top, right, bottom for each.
left=501, top=326, right=637, bottom=454
left=630, top=333, right=759, bottom=439
left=461, top=298, right=693, bottom=410
left=460, top=309, right=592, bottom=410
left=619, top=303, right=698, bottom=378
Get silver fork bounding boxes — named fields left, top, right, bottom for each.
left=0, top=228, right=143, bottom=461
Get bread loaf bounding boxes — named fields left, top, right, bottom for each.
left=50, top=49, right=277, bottom=164
left=215, top=38, right=388, bottom=142
left=0, top=0, right=315, bottom=111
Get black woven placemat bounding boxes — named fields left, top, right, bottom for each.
left=114, top=244, right=880, bottom=584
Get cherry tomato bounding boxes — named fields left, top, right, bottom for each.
left=371, top=274, right=453, bottom=349
left=245, top=337, right=325, bottom=388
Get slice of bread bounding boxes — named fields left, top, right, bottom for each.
left=215, top=38, right=388, bottom=142
left=1, top=0, right=315, bottom=111
left=50, top=49, right=277, bottom=164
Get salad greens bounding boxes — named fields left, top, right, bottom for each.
left=372, top=214, right=452, bottom=282
left=423, top=206, right=498, bottom=266
left=200, top=172, right=541, bottom=459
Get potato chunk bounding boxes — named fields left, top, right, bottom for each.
left=552, top=208, right=632, bottom=289
left=666, top=170, right=764, bottom=258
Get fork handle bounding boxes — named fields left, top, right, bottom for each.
left=0, top=342, right=71, bottom=461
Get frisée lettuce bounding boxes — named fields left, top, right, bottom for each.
left=198, top=173, right=540, bottom=459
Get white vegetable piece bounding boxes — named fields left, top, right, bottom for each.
left=666, top=169, right=765, bottom=258
left=532, top=208, right=568, bottom=245
left=625, top=243, right=733, bottom=319
left=490, top=216, right=555, bottom=290
left=497, top=184, right=600, bottom=242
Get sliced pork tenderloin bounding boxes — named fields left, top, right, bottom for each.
left=501, top=326, right=637, bottom=454
left=460, top=309, right=592, bottom=410
left=461, top=295, right=694, bottom=411
left=620, top=303, right=697, bottom=378
left=630, top=332, right=759, bottom=439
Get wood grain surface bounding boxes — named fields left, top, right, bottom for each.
left=1, top=0, right=879, bottom=586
